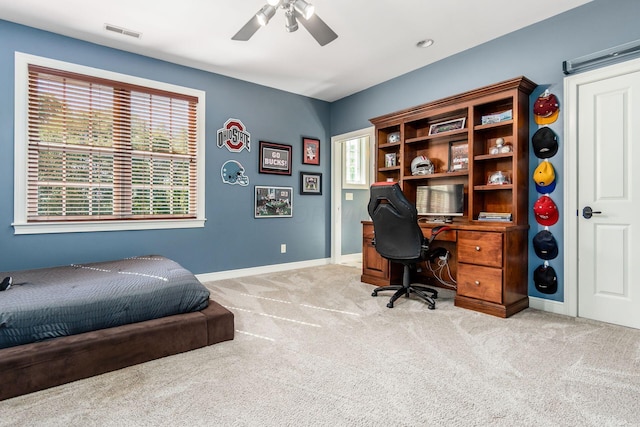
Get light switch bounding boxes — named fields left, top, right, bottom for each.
left=345, top=193, right=353, bottom=200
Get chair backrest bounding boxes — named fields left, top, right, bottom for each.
left=368, top=182, right=424, bottom=261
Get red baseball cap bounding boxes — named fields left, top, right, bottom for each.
left=534, top=93, right=559, bottom=125
left=533, top=195, right=559, bottom=226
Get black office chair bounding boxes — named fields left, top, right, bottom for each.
left=368, top=182, right=450, bottom=309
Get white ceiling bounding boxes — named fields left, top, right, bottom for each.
left=0, top=0, right=592, bottom=102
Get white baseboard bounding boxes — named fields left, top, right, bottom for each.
left=528, top=296, right=570, bottom=316
left=338, top=253, right=362, bottom=265
left=196, top=258, right=331, bottom=282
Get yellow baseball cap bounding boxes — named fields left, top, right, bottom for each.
left=533, top=161, right=555, bottom=186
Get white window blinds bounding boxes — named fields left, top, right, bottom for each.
left=26, top=65, right=199, bottom=222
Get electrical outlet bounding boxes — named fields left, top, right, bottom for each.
left=280, top=244, right=286, bottom=253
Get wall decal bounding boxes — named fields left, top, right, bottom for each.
left=221, top=160, right=249, bottom=186
left=216, top=118, right=251, bottom=152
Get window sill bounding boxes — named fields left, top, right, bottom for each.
left=12, top=218, right=206, bottom=235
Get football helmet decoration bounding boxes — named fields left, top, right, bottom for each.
left=488, top=170, right=509, bottom=185
left=221, top=160, right=249, bottom=186
left=411, top=155, right=434, bottom=175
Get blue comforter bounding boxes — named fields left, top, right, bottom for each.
left=0, top=255, right=210, bottom=349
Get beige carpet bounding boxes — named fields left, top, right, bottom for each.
left=2, top=264, right=640, bottom=426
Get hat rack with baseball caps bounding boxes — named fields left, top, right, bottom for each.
left=532, top=89, right=560, bottom=294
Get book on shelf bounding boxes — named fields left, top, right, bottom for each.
left=477, top=212, right=512, bottom=221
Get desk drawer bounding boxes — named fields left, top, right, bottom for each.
left=457, top=231, right=502, bottom=268
left=457, top=264, right=502, bottom=304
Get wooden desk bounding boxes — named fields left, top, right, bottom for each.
left=361, top=220, right=529, bottom=318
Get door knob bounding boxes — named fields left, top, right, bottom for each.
left=582, top=206, right=602, bottom=219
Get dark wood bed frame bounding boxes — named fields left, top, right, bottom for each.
left=0, top=299, right=234, bottom=401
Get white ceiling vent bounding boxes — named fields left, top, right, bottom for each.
left=104, top=24, right=142, bottom=39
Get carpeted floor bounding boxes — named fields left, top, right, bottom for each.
left=1, top=264, right=639, bottom=426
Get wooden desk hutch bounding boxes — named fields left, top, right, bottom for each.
left=362, top=77, right=537, bottom=318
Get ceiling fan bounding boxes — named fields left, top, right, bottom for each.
left=232, top=0, right=338, bottom=47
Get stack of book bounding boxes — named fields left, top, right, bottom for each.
left=478, top=212, right=512, bottom=222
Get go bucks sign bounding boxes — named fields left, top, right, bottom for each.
left=216, top=118, right=251, bottom=152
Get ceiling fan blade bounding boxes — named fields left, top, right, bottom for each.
left=297, top=13, right=338, bottom=46
left=232, top=16, right=261, bottom=41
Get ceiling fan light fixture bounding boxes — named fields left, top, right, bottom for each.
left=233, top=0, right=336, bottom=46
left=256, top=5, right=277, bottom=26
left=293, top=0, right=315, bottom=20
left=285, top=11, right=299, bottom=32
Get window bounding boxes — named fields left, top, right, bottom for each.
left=342, top=136, right=370, bottom=189
left=13, top=53, right=205, bottom=234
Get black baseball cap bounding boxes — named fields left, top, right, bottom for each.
left=532, top=127, right=558, bottom=159
left=534, top=264, right=558, bottom=294
left=533, top=230, right=558, bottom=260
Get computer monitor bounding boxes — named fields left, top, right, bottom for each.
left=416, top=184, right=464, bottom=222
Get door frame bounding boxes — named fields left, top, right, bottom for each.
left=330, top=126, right=375, bottom=264
left=563, top=56, right=640, bottom=318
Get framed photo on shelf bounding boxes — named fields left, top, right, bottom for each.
left=449, top=141, right=469, bottom=171
left=384, top=152, right=397, bottom=167
left=300, top=172, right=322, bottom=195
left=254, top=186, right=293, bottom=218
left=302, top=137, right=320, bottom=165
left=259, top=141, right=292, bottom=175
left=429, top=117, right=466, bottom=135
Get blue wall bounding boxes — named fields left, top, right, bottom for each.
left=0, top=20, right=331, bottom=274
left=2, top=0, right=640, bottom=302
left=331, top=0, right=640, bottom=301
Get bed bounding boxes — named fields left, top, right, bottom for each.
left=0, top=255, right=234, bottom=401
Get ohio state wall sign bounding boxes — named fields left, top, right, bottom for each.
left=216, top=118, right=251, bottom=152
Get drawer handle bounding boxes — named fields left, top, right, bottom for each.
left=474, top=280, right=480, bottom=286
left=475, top=246, right=481, bottom=251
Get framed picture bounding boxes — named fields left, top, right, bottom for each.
left=300, top=172, right=322, bottom=195
left=254, top=186, right=293, bottom=218
left=449, top=141, right=469, bottom=171
left=259, top=141, right=292, bottom=175
left=302, top=137, right=320, bottom=165
left=384, top=152, right=397, bottom=167
left=429, top=117, right=466, bottom=135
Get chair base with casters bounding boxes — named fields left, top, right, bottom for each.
left=371, top=263, right=439, bottom=309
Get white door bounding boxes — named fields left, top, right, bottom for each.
left=575, top=64, right=640, bottom=328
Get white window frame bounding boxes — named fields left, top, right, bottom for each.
left=13, top=52, right=206, bottom=234
left=341, top=135, right=371, bottom=189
